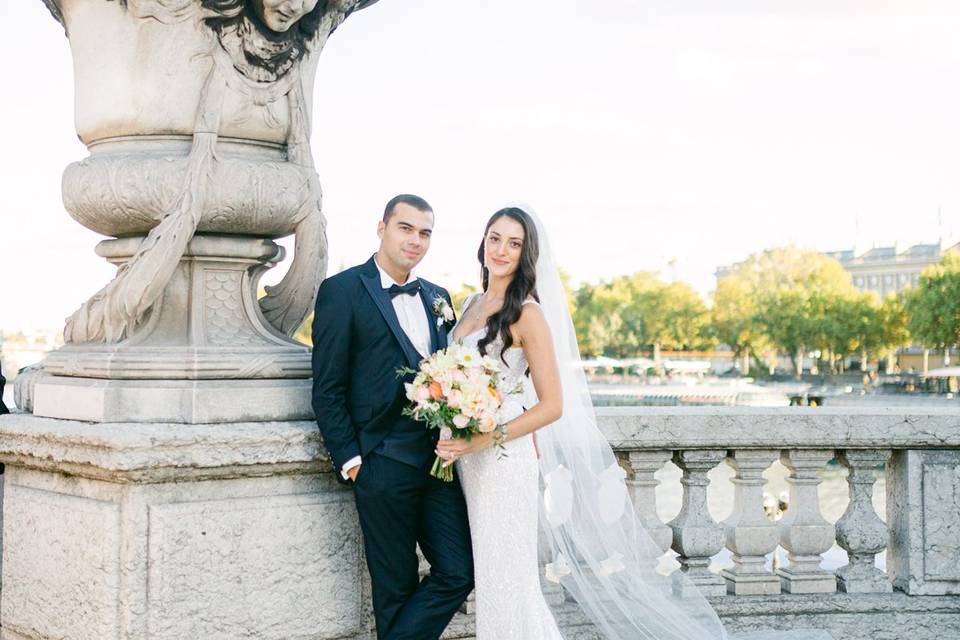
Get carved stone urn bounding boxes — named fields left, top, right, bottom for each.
left=27, top=0, right=378, bottom=423
left=0, top=6, right=384, bottom=638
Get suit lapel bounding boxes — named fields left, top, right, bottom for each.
left=419, top=284, right=443, bottom=352
left=359, top=264, right=423, bottom=369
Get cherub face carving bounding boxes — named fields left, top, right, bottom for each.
left=251, top=0, right=321, bottom=33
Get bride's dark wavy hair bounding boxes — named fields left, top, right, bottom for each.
left=477, top=208, right=540, bottom=363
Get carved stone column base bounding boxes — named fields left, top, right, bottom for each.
left=836, top=556, right=893, bottom=594
left=0, top=414, right=369, bottom=640
left=674, top=558, right=727, bottom=597
left=46, top=235, right=310, bottom=378
left=722, top=560, right=782, bottom=596
left=777, top=565, right=838, bottom=594
left=32, top=376, right=312, bottom=424
left=35, top=235, right=314, bottom=423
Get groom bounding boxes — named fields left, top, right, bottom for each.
left=311, top=195, right=474, bottom=639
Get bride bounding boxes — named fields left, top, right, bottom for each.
left=436, top=207, right=830, bottom=640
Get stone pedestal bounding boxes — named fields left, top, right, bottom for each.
left=9, top=2, right=381, bottom=639
left=34, top=235, right=313, bottom=424
left=0, top=414, right=370, bottom=640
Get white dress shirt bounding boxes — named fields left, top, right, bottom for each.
left=376, top=258, right=432, bottom=359
left=342, top=257, right=433, bottom=479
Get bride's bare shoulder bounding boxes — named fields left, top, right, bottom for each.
left=512, top=299, right=551, bottom=351
left=517, top=298, right=547, bottom=330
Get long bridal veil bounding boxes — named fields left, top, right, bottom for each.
left=515, top=205, right=831, bottom=640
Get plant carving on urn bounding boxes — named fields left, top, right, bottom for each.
left=28, top=0, right=381, bottom=423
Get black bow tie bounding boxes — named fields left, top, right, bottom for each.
left=387, top=280, right=421, bottom=298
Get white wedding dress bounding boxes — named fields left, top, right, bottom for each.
left=448, top=206, right=832, bottom=640
left=453, top=296, right=563, bottom=640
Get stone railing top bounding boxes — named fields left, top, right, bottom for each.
left=1, top=407, right=958, bottom=482
left=597, top=406, right=960, bottom=450
left=0, top=414, right=326, bottom=483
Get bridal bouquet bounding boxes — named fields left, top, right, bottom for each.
left=400, top=343, right=515, bottom=481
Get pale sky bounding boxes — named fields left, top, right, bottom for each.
left=3, top=0, right=960, bottom=331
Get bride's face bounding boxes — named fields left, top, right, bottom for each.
left=483, top=216, right=525, bottom=280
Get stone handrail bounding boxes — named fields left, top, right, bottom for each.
left=585, top=407, right=960, bottom=640
left=598, top=406, right=960, bottom=449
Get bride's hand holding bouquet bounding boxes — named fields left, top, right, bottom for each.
left=399, top=343, right=514, bottom=481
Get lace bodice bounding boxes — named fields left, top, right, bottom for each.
left=452, top=295, right=538, bottom=420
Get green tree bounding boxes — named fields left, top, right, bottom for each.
left=571, top=273, right=709, bottom=360
left=577, top=278, right=640, bottom=358
left=755, top=289, right=817, bottom=376
left=906, top=253, right=960, bottom=366
left=648, top=281, right=713, bottom=356
left=870, top=293, right=911, bottom=372
left=712, top=274, right=767, bottom=374
left=715, top=247, right=857, bottom=376
left=819, top=292, right=879, bottom=373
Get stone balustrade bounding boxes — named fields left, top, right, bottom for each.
left=0, top=407, right=958, bottom=639
left=447, top=407, right=960, bottom=638
left=594, top=407, right=960, bottom=640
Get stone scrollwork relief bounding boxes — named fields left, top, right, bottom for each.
left=56, top=0, right=379, bottom=343
left=65, top=66, right=229, bottom=344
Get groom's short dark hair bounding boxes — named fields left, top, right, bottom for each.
left=384, top=194, right=433, bottom=223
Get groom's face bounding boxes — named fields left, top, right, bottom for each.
left=377, top=203, right=434, bottom=275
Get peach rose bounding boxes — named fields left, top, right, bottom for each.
left=415, top=385, right=432, bottom=403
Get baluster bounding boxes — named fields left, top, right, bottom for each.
left=669, top=450, right=727, bottom=596
left=721, top=449, right=782, bottom=595
left=777, top=449, right=836, bottom=593
left=835, top=449, right=892, bottom=593
left=618, top=450, right=672, bottom=553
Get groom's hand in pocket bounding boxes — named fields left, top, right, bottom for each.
left=346, top=463, right=361, bottom=483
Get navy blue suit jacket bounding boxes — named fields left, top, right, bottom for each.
left=311, top=256, right=453, bottom=480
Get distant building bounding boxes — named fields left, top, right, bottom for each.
left=822, top=238, right=960, bottom=297
left=716, top=238, right=960, bottom=297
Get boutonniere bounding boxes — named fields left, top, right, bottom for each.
left=432, top=296, right=455, bottom=329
